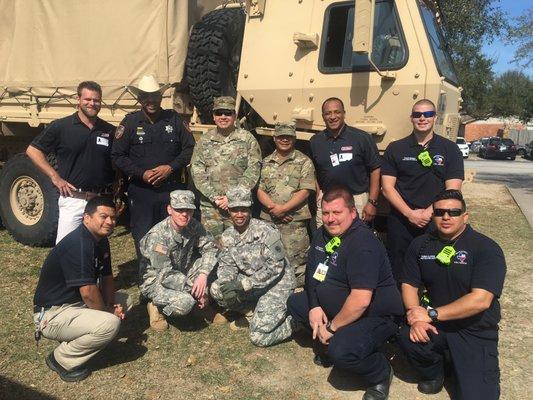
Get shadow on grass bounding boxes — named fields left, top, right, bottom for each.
left=0, top=375, right=59, bottom=400
left=114, top=259, right=139, bottom=290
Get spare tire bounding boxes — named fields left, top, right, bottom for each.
left=0, top=154, right=58, bottom=246
left=186, top=7, right=246, bottom=123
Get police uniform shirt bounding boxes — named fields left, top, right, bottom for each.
left=31, top=113, right=115, bottom=191
left=381, top=133, right=464, bottom=209
left=111, top=109, right=195, bottom=179
left=310, top=125, right=380, bottom=195
left=401, top=225, right=506, bottom=338
left=33, top=224, right=112, bottom=308
left=305, top=219, right=403, bottom=318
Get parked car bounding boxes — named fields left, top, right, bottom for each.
left=470, top=137, right=489, bottom=153
left=524, top=141, right=533, bottom=160
left=456, top=137, right=469, bottom=158
left=478, top=137, right=517, bottom=160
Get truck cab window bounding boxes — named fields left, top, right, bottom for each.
left=320, top=0, right=407, bottom=73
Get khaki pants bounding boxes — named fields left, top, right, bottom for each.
left=316, top=192, right=368, bottom=227
left=34, top=302, right=122, bottom=371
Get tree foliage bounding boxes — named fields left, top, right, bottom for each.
left=507, top=7, right=533, bottom=68
left=490, top=71, right=532, bottom=122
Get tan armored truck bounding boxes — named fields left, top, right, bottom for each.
left=0, top=0, right=462, bottom=246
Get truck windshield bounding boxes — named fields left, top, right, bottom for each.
left=320, top=0, right=407, bottom=73
left=418, top=1, right=458, bottom=84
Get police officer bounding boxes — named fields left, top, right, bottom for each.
left=190, top=96, right=261, bottom=239
left=111, top=75, right=195, bottom=255
left=381, top=99, right=464, bottom=280
left=139, top=190, right=218, bottom=331
left=26, top=81, right=116, bottom=243
left=257, top=122, right=316, bottom=286
left=33, top=197, right=125, bottom=382
left=210, top=186, right=296, bottom=347
left=310, top=97, right=381, bottom=226
left=287, top=185, right=403, bottom=400
left=398, top=190, right=505, bottom=400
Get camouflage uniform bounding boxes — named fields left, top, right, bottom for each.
left=259, top=123, right=316, bottom=286
left=190, top=97, right=261, bottom=238
left=139, top=191, right=218, bottom=317
left=211, top=187, right=296, bottom=347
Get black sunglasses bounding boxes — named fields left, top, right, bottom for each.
left=411, top=111, right=436, bottom=118
left=214, top=109, right=234, bottom=117
left=433, top=208, right=463, bottom=217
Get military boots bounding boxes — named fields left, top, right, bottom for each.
left=147, top=302, right=168, bottom=331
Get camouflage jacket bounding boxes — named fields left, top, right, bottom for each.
left=139, top=217, right=218, bottom=294
left=218, top=218, right=296, bottom=291
left=190, top=127, right=262, bottom=205
left=259, top=149, right=316, bottom=221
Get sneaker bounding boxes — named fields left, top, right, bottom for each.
left=45, top=352, right=91, bottom=382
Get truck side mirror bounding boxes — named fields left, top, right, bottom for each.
left=352, top=0, right=375, bottom=55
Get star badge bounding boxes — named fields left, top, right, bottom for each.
left=165, top=125, right=174, bottom=133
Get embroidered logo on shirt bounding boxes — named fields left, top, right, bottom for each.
left=454, top=250, right=468, bottom=264
left=433, top=154, right=445, bottom=165
left=165, top=125, right=174, bottom=133
left=315, top=245, right=325, bottom=253
left=136, top=126, right=145, bottom=136
left=341, top=146, right=353, bottom=151
left=154, top=243, right=168, bottom=255
left=115, top=125, right=125, bottom=139
left=402, top=156, right=417, bottom=161
left=330, top=252, right=339, bottom=266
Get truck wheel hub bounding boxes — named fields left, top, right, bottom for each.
left=9, top=176, right=44, bottom=225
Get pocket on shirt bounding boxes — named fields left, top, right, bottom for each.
left=131, top=135, right=152, bottom=157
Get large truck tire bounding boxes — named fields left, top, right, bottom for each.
left=0, top=154, right=58, bottom=246
left=186, top=7, right=246, bottom=123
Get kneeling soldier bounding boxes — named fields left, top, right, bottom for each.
left=140, top=190, right=218, bottom=330
left=210, top=186, right=296, bottom=347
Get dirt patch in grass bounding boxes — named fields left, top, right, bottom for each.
left=0, top=182, right=531, bottom=399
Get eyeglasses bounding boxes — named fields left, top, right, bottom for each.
left=411, top=111, right=436, bottom=118
left=433, top=208, right=463, bottom=217
left=214, top=110, right=235, bottom=117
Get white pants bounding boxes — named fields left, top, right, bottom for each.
left=56, top=196, right=87, bottom=244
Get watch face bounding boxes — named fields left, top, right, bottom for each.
left=428, top=309, right=438, bottom=319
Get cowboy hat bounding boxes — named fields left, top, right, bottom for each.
left=129, top=75, right=171, bottom=96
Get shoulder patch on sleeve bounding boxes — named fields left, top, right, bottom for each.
left=115, top=125, right=125, bottom=139
left=153, top=243, right=169, bottom=255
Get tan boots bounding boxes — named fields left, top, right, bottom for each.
left=147, top=302, right=168, bottom=331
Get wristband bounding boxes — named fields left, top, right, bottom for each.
left=367, top=198, right=378, bottom=207
left=325, top=321, right=336, bottom=334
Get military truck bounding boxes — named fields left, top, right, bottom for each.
left=0, top=0, right=461, bottom=246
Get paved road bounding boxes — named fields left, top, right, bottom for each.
left=465, top=156, right=533, bottom=227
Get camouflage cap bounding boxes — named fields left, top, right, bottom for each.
left=227, top=186, right=252, bottom=208
left=213, top=96, right=236, bottom=111
left=170, top=190, right=196, bottom=210
left=274, top=121, right=296, bottom=137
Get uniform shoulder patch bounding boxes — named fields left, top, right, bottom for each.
left=115, top=125, right=125, bottom=139
left=153, top=243, right=169, bottom=255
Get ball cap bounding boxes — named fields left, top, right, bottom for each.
left=227, top=186, right=252, bottom=208
left=274, top=121, right=296, bottom=137
left=213, top=96, right=236, bottom=111
left=170, top=190, right=196, bottom=210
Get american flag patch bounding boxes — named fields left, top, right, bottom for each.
left=154, top=243, right=168, bottom=255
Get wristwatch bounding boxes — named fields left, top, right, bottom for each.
left=428, top=308, right=439, bottom=323
left=367, top=198, right=378, bottom=207
left=325, top=321, right=336, bottom=334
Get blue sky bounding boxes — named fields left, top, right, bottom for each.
left=482, top=0, right=532, bottom=76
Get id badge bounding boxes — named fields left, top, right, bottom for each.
left=312, top=262, right=329, bottom=282
left=330, top=154, right=340, bottom=167
left=96, top=137, right=109, bottom=147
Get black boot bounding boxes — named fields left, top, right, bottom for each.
left=417, top=375, right=444, bottom=394
left=46, top=352, right=91, bottom=382
left=363, top=363, right=394, bottom=400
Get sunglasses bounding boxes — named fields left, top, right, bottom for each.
left=411, top=111, right=436, bottom=118
left=433, top=208, right=463, bottom=217
left=214, top=110, right=234, bottom=117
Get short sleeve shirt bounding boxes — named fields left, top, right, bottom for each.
left=401, top=225, right=506, bottom=337
left=305, top=219, right=403, bottom=318
left=310, top=125, right=380, bottom=194
left=259, top=149, right=316, bottom=221
left=33, top=225, right=112, bottom=308
left=381, top=133, right=464, bottom=208
left=30, top=113, right=115, bottom=190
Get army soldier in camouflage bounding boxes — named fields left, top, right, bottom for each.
left=139, top=190, right=218, bottom=331
left=257, top=122, right=315, bottom=286
left=210, top=186, right=296, bottom=347
left=190, top=96, right=262, bottom=238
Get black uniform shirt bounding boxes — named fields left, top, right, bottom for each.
left=305, top=219, right=403, bottom=318
left=111, top=109, right=195, bottom=179
left=381, top=133, right=464, bottom=209
left=33, top=224, right=112, bottom=308
left=310, top=125, right=381, bottom=195
left=31, top=113, right=115, bottom=191
left=401, top=225, right=506, bottom=337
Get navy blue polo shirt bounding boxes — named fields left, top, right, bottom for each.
left=33, top=224, right=112, bottom=308
left=111, top=109, right=195, bottom=180
left=401, top=225, right=506, bottom=338
left=381, top=133, right=464, bottom=209
left=305, top=219, right=403, bottom=318
left=310, top=125, right=380, bottom=195
left=31, top=113, right=115, bottom=191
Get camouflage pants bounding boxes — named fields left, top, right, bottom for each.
left=210, top=275, right=294, bottom=347
left=200, top=204, right=232, bottom=239
left=276, top=220, right=310, bottom=287
left=141, top=259, right=203, bottom=317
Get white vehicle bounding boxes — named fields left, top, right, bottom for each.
left=456, top=137, right=470, bottom=159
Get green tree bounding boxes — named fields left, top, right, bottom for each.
left=507, top=7, right=532, bottom=68
left=437, top=0, right=507, bottom=117
left=490, top=71, right=532, bottom=122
